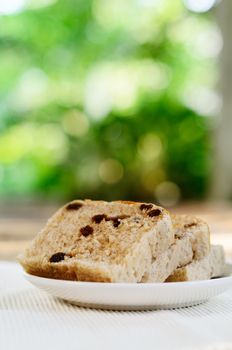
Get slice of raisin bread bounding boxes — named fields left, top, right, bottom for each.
left=172, top=214, right=210, bottom=260
left=19, top=200, right=173, bottom=283
left=142, top=215, right=210, bottom=283
left=166, top=245, right=225, bottom=282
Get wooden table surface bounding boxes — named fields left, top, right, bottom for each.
left=1, top=201, right=232, bottom=261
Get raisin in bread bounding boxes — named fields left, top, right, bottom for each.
left=142, top=215, right=210, bottom=282
left=166, top=245, right=225, bottom=282
left=19, top=200, right=173, bottom=282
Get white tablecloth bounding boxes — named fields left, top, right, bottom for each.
left=1, top=262, right=232, bottom=350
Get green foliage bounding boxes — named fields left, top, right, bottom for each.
left=0, top=0, right=216, bottom=203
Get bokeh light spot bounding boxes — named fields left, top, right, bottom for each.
left=85, top=61, right=170, bottom=119
left=183, top=0, right=216, bottom=13
left=11, top=68, right=49, bottom=111
left=155, top=181, right=181, bottom=207
left=62, top=110, right=89, bottom=137
left=0, top=124, right=35, bottom=164
left=77, top=160, right=101, bottom=190
left=182, top=86, right=222, bottom=117
left=0, top=0, right=26, bottom=15
left=138, top=133, right=162, bottom=161
left=99, top=159, right=124, bottom=184
left=141, top=168, right=166, bottom=192
left=36, top=124, right=68, bottom=164
left=0, top=123, right=68, bottom=166
left=194, top=26, right=223, bottom=58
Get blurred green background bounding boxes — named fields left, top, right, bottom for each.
left=0, top=0, right=221, bottom=206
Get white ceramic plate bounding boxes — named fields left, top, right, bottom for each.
left=24, top=264, right=232, bottom=310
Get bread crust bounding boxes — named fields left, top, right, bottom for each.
left=20, top=257, right=112, bottom=282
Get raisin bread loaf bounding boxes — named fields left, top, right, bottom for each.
left=19, top=200, right=173, bottom=282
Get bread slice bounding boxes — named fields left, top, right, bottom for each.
left=172, top=214, right=210, bottom=260
left=166, top=245, right=225, bottom=282
left=141, top=215, right=210, bottom=283
left=19, top=200, right=173, bottom=283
